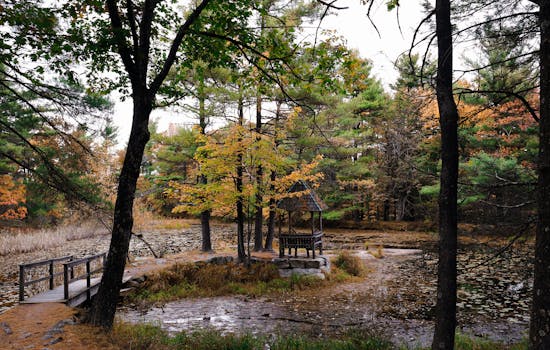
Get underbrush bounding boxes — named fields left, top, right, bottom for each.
left=128, top=261, right=353, bottom=306
left=110, top=323, right=527, bottom=350
left=454, top=333, right=527, bottom=350
left=333, top=251, right=366, bottom=276
left=0, top=222, right=109, bottom=256
left=110, top=323, right=394, bottom=350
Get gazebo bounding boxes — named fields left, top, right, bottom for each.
left=277, top=180, right=328, bottom=258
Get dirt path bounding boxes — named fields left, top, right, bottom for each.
left=0, top=303, right=118, bottom=350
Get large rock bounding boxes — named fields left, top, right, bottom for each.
left=278, top=268, right=325, bottom=280
left=274, top=257, right=328, bottom=269
left=272, top=258, right=290, bottom=269
left=207, top=256, right=234, bottom=265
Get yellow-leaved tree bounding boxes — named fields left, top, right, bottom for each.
left=167, top=121, right=323, bottom=261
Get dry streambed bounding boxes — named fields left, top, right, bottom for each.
left=0, top=225, right=534, bottom=347
left=119, top=243, right=532, bottom=347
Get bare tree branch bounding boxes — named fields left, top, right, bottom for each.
left=149, top=0, right=211, bottom=95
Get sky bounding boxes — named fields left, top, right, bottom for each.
left=112, top=1, right=427, bottom=146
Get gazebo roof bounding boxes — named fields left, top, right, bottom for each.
left=277, top=180, right=328, bottom=212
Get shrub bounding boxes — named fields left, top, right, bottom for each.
left=333, top=251, right=366, bottom=277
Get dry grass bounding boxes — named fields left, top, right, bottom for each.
left=129, top=260, right=330, bottom=305
left=140, top=261, right=279, bottom=293
left=333, top=251, right=366, bottom=277
left=369, top=245, right=385, bottom=259
left=133, top=216, right=194, bottom=232
left=0, top=222, right=109, bottom=256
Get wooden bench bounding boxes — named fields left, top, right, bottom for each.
left=279, top=231, right=323, bottom=258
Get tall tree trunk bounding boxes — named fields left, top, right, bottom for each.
left=254, top=93, right=263, bottom=251
left=198, top=70, right=212, bottom=252
left=383, top=199, right=390, bottom=221
left=530, top=1, right=550, bottom=348
left=236, top=93, right=246, bottom=261
left=87, top=0, right=211, bottom=330
left=265, top=169, right=277, bottom=251
left=89, top=95, right=152, bottom=328
left=432, top=0, right=459, bottom=349
left=265, top=101, right=281, bottom=251
left=200, top=202, right=211, bottom=251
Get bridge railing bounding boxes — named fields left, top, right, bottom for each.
left=19, top=255, right=74, bottom=301
left=63, top=252, right=106, bottom=301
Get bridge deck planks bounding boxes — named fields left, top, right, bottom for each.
left=21, top=275, right=132, bottom=306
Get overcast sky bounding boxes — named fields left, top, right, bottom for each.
left=112, top=1, right=426, bottom=146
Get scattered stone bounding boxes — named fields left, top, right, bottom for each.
left=42, top=319, right=75, bottom=340
left=20, top=332, right=32, bottom=339
left=44, top=337, right=63, bottom=346
left=0, top=321, right=12, bottom=335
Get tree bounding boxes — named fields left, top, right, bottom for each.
left=530, top=0, right=550, bottom=347
left=431, top=0, right=460, bottom=348
left=85, top=0, right=217, bottom=328
left=0, top=175, right=27, bottom=221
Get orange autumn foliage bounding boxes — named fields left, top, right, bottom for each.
left=0, top=175, right=27, bottom=220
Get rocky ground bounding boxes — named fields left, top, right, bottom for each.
left=0, top=221, right=535, bottom=347
left=0, top=222, right=236, bottom=314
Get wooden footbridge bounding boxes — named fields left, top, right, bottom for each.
left=18, top=253, right=131, bottom=307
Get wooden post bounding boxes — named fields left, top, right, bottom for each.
left=288, top=210, right=291, bottom=234
left=63, top=263, right=69, bottom=300
left=311, top=211, right=314, bottom=234
left=19, top=265, right=25, bottom=302
left=49, top=261, right=54, bottom=290
left=288, top=210, right=292, bottom=255
left=86, top=260, right=91, bottom=301
left=278, top=212, right=282, bottom=237
left=278, top=213, right=283, bottom=258
left=319, top=212, right=323, bottom=256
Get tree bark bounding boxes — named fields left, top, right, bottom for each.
left=198, top=70, right=212, bottom=252
left=265, top=169, right=277, bottom=251
left=89, top=95, right=152, bottom=329
left=432, top=0, right=459, bottom=349
left=265, top=101, right=281, bottom=251
left=200, top=205, right=211, bottom=251
left=236, top=92, right=246, bottom=261
left=254, top=93, right=263, bottom=251
left=530, top=0, right=550, bottom=348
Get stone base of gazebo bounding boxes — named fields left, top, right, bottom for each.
left=272, top=256, right=330, bottom=279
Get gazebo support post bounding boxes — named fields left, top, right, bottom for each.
left=278, top=212, right=283, bottom=258
left=319, top=212, right=323, bottom=255
left=288, top=211, right=292, bottom=256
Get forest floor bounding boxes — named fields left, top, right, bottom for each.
left=0, top=220, right=534, bottom=349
